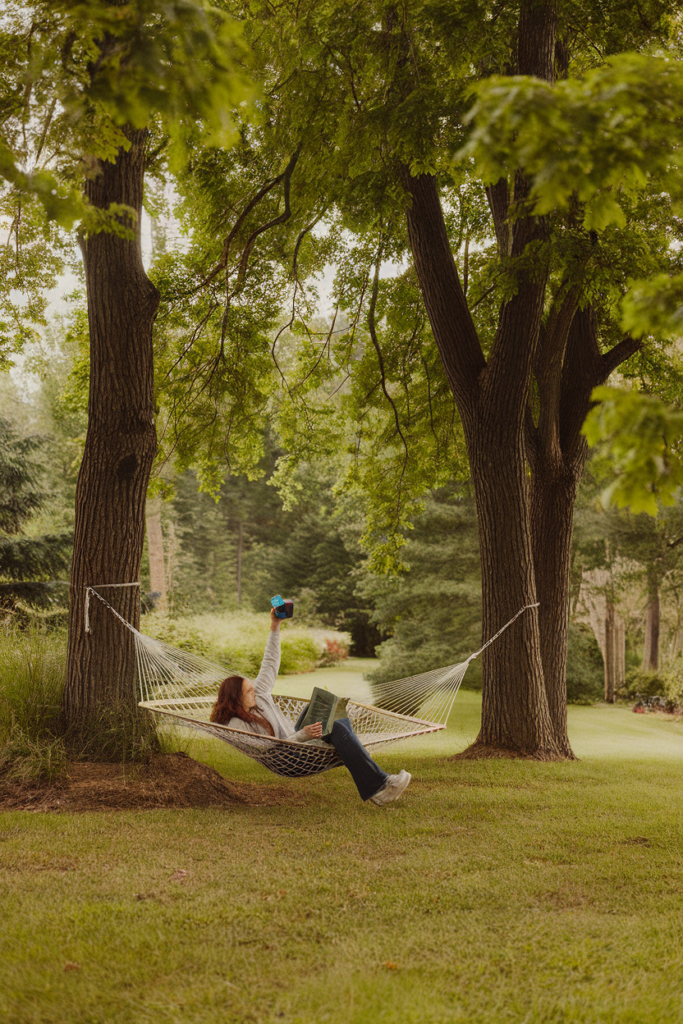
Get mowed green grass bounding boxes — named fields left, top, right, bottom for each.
left=2, top=660, right=683, bottom=1024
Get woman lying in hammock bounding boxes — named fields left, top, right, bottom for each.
left=210, top=607, right=411, bottom=806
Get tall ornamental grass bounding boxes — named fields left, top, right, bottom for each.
left=0, top=628, right=160, bottom=781
left=0, top=629, right=67, bottom=782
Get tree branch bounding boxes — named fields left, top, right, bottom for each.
left=535, top=284, right=580, bottom=459
left=599, top=335, right=641, bottom=380
left=402, top=171, right=485, bottom=409
left=485, top=178, right=510, bottom=257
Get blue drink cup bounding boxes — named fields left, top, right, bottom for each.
left=271, top=595, right=294, bottom=619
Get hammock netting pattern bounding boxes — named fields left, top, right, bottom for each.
left=87, top=587, right=537, bottom=779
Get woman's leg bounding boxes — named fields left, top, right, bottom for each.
left=328, top=718, right=388, bottom=801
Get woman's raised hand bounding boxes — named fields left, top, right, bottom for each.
left=303, top=722, right=323, bottom=739
left=270, top=607, right=282, bottom=631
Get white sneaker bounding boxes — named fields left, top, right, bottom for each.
left=370, top=770, right=412, bottom=806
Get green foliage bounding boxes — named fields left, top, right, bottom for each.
left=0, top=627, right=161, bottom=769
left=583, top=387, right=683, bottom=515
left=0, top=0, right=252, bottom=218
left=622, top=272, right=683, bottom=340
left=54, top=0, right=252, bottom=149
left=141, top=610, right=325, bottom=677
left=364, top=486, right=482, bottom=686
left=0, top=0, right=254, bottom=369
left=0, top=629, right=65, bottom=740
left=462, top=54, right=683, bottom=229
left=152, top=462, right=379, bottom=653
left=622, top=668, right=669, bottom=700
left=0, top=419, right=44, bottom=533
left=278, top=634, right=319, bottom=675
left=0, top=628, right=66, bottom=781
left=0, top=418, right=72, bottom=615
left=138, top=3, right=682, bottom=571
left=565, top=623, right=604, bottom=705
left=0, top=729, right=68, bottom=784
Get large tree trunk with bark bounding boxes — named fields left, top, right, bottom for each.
left=63, top=128, right=159, bottom=725
left=469, top=434, right=557, bottom=755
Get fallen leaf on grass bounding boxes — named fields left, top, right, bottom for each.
left=170, top=869, right=188, bottom=881
left=63, top=962, right=81, bottom=972
left=384, top=962, right=399, bottom=970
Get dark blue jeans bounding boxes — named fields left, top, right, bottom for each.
left=295, top=710, right=388, bottom=801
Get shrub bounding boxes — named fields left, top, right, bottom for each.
left=143, top=611, right=336, bottom=677
left=665, top=671, right=683, bottom=704
left=217, top=639, right=264, bottom=677
left=318, top=637, right=350, bottom=666
left=566, top=623, right=604, bottom=704
left=622, top=668, right=669, bottom=701
left=280, top=635, right=320, bottom=674
left=139, top=616, right=212, bottom=657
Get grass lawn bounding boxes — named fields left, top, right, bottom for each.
left=2, top=659, right=683, bottom=1024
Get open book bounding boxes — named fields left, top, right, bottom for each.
left=299, top=687, right=349, bottom=744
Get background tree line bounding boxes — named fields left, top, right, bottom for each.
left=6, top=326, right=683, bottom=711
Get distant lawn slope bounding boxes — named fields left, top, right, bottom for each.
left=1, top=661, right=682, bottom=1024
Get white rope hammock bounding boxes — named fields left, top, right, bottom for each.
left=86, top=587, right=538, bottom=779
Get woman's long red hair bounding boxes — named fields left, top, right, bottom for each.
left=210, top=675, right=274, bottom=735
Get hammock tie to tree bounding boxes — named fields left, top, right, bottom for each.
left=86, top=587, right=538, bottom=779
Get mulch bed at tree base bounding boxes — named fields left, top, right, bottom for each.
left=0, top=752, right=300, bottom=812
left=451, top=743, right=575, bottom=761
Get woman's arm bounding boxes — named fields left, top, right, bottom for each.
left=253, top=609, right=282, bottom=697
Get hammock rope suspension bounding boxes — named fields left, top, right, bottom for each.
left=84, top=582, right=140, bottom=633
left=86, top=587, right=538, bottom=779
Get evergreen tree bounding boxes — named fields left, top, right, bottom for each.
left=0, top=418, right=71, bottom=617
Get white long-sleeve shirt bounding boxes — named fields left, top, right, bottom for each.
left=226, top=629, right=308, bottom=741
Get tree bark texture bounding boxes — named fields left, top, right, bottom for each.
left=642, top=583, right=660, bottom=671
left=400, top=1, right=640, bottom=757
left=63, top=127, right=160, bottom=724
left=146, top=496, right=168, bottom=614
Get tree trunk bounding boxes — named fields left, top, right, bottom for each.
left=146, top=496, right=168, bottom=614
left=236, top=521, right=243, bottom=606
left=603, top=600, right=627, bottom=702
left=642, top=584, right=660, bottom=670
left=63, top=127, right=160, bottom=725
left=398, top=1, right=640, bottom=757
left=615, top=614, right=625, bottom=694
left=469, top=435, right=559, bottom=756
left=604, top=602, right=616, bottom=702
left=530, top=463, right=578, bottom=757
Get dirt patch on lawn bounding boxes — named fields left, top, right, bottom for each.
left=0, top=752, right=299, bottom=812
